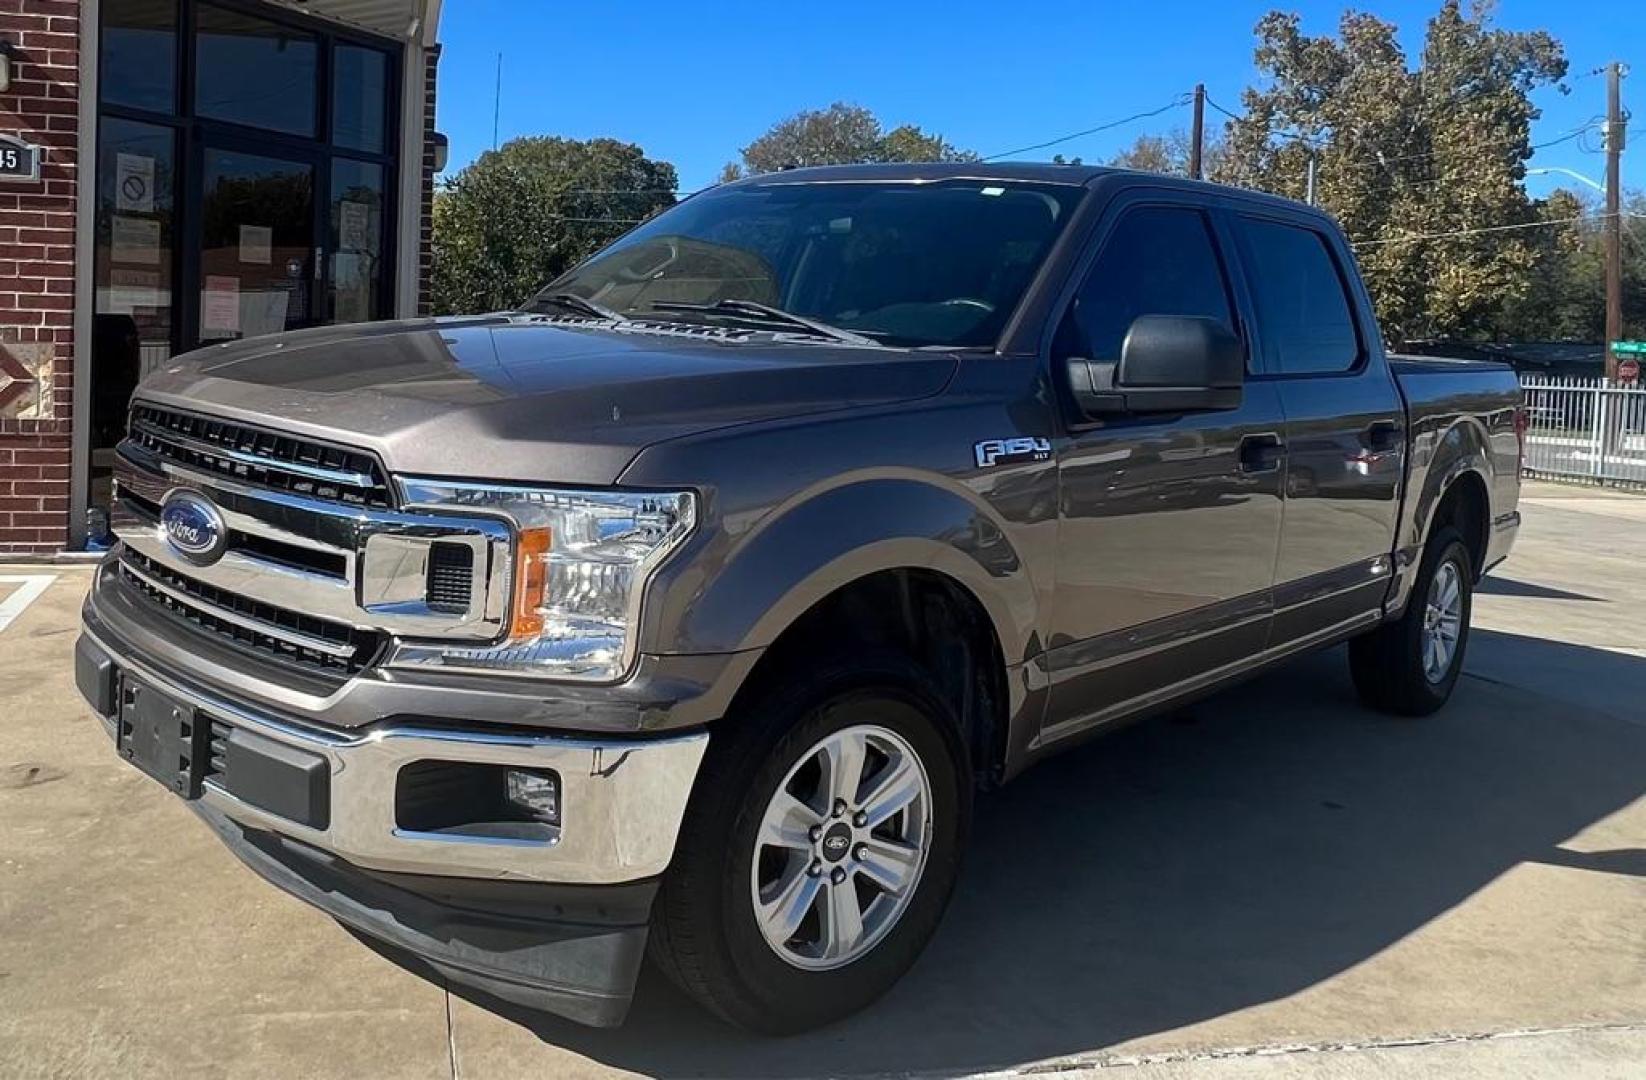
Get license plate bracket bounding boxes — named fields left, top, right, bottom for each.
left=117, top=675, right=208, bottom=799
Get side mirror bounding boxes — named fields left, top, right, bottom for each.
left=1065, top=315, right=1245, bottom=416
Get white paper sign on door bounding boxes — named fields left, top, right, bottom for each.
left=116, top=154, right=155, bottom=214
left=203, top=276, right=241, bottom=334
left=340, top=200, right=373, bottom=252
left=239, top=224, right=272, bottom=265
left=107, top=268, right=162, bottom=313
left=111, top=215, right=160, bottom=264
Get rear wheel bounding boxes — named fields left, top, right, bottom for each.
left=649, top=655, right=969, bottom=1033
left=1350, top=526, right=1473, bottom=716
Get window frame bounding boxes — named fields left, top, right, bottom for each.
left=94, top=0, right=404, bottom=351
left=1230, top=210, right=1369, bottom=381
left=1041, top=190, right=1258, bottom=376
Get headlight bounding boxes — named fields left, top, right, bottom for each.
left=388, top=480, right=696, bottom=682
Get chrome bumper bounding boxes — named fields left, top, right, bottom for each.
left=83, top=623, right=709, bottom=886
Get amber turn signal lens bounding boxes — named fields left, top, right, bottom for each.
left=510, top=527, right=552, bottom=639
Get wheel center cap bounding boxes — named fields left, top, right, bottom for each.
left=820, top=823, right=853, bottom=864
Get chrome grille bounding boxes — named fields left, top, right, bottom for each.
left=117, top=550, right=386, bottom=679
left=129, top=403, right=393, bottom=508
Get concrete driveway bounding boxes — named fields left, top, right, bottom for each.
left=2, top=482, right=1643, bottom=1078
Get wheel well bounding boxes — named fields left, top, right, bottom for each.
left=728, top=569, right=1010, bottom=788
left=1432, top=471, right=1489, bottom=578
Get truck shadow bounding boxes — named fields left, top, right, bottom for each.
left=444, top=629, right=1646, bottom=1077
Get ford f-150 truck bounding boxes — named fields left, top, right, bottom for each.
left=76, top=163, right=1522, bottom=1034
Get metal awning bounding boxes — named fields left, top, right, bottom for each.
left=260, top=0, right=442, bottom=43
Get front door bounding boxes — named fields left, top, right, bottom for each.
left=195, top=145, right=320, bottom=346
left=1042, top=200, right=1286, bottom=746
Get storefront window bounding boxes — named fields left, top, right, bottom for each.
left=92, top=118, right=176, bottom=511
left=200, top=148, right=316, bottom=342
left=333, top=45, right=389, bottom=154
left=330, top=159, right=385, bottom=324
left=101, top=0, right=178, bottom=114
left=86, top=1, right=403, bottom=538
left=194, top=3, right=319, bottom=137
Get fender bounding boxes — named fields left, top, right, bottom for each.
left=1387, top=412, right=1493, bottom=616
left=645, top=475, right=1041, bottom=667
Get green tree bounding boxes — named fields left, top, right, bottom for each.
left=1109, top=129, right=1227, bottom=176
left=1498, top=188, right=1646, bottom=342
left=724, top=102, right=975, bottom=177
left=1215, top=1, right=1567, bottom=343
left=431, top=137, right=678, bottom=315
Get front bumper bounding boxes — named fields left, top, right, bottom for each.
left=194, top=804, right=658, bottom=1027
left=77, top=627, right=708, bottom=885
left=77, top=599, right=711, bottom=1025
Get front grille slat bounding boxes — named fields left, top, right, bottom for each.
left=118, top=551, right=384, bottom=681
left=129, top=403, right=393, bottom=509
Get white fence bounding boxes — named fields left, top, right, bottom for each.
left=1519, top=375, right=1646, bottom=490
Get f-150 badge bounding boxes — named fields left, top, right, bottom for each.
left=974, top=437, right=1052, bottom=468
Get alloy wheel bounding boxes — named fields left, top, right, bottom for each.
left=749, top=723, right=933, bottom=971
left=1422, top=558, right=1464, bottom=683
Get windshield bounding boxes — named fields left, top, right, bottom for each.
left=531, top=179, right=1085, bottom=348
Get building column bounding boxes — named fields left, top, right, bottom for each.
left=0, top=0, right=83, bottom=557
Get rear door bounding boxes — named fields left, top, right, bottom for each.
left=1231, top=213, right=1404, bottom=646
left=1043, top=197, right=1286, bottom=744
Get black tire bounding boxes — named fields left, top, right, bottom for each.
left=1349, top=526, right=1473, bottom=716
left=649, top=653, right=971, bottom=1034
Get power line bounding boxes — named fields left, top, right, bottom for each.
left=1206, top=92, right=1603, bottom=171
left=1353, top=214, right=1593, bottom=247
left=1203, top=93, right=1324, bottom=149
left=979, top=96, right=1192, bottom=161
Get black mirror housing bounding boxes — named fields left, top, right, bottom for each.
left=1066, top=315, right=1245, bottom=417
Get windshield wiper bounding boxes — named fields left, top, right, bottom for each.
left=646, top=299, right=878, bottom=346
left=529, top=292, right=628, bottom=322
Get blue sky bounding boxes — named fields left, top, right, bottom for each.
left=436, top=0, right=1641, bottom=198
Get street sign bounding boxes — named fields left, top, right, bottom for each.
left=1611, top=341, right=1646, bottom=356
left=1620, top=358, right=1641, bottom=383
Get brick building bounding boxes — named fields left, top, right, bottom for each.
left=0, top=0, right=444, bottom=556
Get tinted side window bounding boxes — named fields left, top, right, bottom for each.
left=1240, top=218, right=1360, bottom=374
left=1062, top=207, right=1234, bottom=364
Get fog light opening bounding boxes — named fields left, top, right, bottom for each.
left=504, top=768, right=561, bottom=826
left=394, top=760, right=562, bottom=842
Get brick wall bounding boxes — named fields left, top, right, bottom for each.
left=417, top=43, right=440, bottom=317
left=0, top=0, right=79, bottom=556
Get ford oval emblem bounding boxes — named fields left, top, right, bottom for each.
left=159, top=491, right=227, bottom=566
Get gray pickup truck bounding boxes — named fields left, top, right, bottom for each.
left=76, top=163, right=1523, bottom=1034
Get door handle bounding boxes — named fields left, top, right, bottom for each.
left=1238, top=432, right=1285, bottom=474
left=1365, top=420, right=1401, bottom=453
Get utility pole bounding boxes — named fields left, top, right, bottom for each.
left=1189, top=84, right=1205, bottom=180
left=492, top=53, right=503, bottom=150
left=1604, top=62, right=1626, bottom=382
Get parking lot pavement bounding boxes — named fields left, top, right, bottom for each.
left=2, top=480, right=1642, bottom=1079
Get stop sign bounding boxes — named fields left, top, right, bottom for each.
left=1621, top=358, right=1641, bottom=384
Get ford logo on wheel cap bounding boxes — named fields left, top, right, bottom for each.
left=159, top=491, right=227, bottom=566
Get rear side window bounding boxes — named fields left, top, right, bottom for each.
left=1061, top=206, right=1234, bottom=364
left=1239, top=218, right=1361, bottom=375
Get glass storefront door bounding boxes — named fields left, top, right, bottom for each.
left=87, top=0, right=403, bottom=543
left=199, top=146, right=318, bottom=342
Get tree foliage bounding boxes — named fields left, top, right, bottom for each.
left=431, top=137, right=677, bottom=315
left=723, top=103, right=975, bottom=178
left=1109, top=129, right=1227, bottom=177
left=1214, top=0, right=1567, bottom=343
left=1498, top=189, right=1646, bottom=341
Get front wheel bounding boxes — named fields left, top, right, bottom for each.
left=649, top=656, right=969, bottom=1033
left=1349, top=526, right=1473, bottom=716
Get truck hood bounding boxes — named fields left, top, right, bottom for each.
left=135, top=316, right=959, bottom=486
